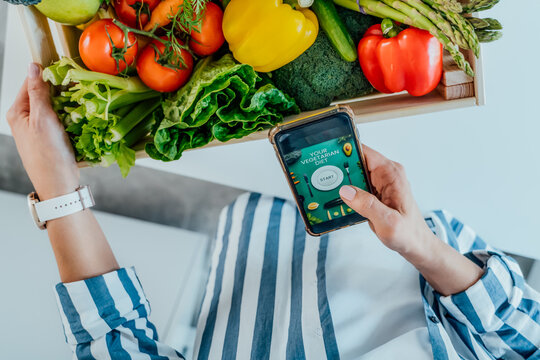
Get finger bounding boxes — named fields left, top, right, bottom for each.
left=27, top=63, right=54, bottom=118
left=339, top=185, right=394, bottom=224
left=6, top=79, right=30, bottom=128
left=362, top=145, right=392, bottom=171
left=13, top=78, right=30, bottom=111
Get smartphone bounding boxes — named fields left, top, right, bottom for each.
left=269, top=106, right=373, bottom=236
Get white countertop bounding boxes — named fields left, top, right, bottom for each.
left=2, top=2, right=540, bottom=259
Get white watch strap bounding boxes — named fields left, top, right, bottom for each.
left=34, top=186, right=95, bottom=222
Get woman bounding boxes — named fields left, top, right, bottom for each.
left=6, top=64, right=540, bottom=359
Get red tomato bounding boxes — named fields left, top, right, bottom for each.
left=79, top=19, right=138, bottom=75
left=189, top=2, right=225, bottom=56
left=113, top=0, right=160, bottom=29
left=136, top=38, right=194, bottom=92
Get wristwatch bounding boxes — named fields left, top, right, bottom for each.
left=27, top=186, right=95, bottom=230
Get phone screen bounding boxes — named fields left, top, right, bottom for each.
left=275, top=112, right=370, bottom=235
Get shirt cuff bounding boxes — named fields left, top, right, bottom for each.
left=54, top=267, right=150, bottom=345
left=438, top=251, right=525, bottom=334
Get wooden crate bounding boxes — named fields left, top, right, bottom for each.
left=17, top=6, right=485, bottom=166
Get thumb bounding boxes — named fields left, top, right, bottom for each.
left=27, top=63, right=53, bottom=116
left=339, top=185, right=392, bottom=224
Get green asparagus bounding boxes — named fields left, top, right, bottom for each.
left=403, top=0, right=457, bottom=44
left=452, top=27, right=470, bottom=50
left=462, top=0, right=500, bottom=13
left=422, top=0, right=480, bottom=57
left=468, top=17, right=502, bottom=30
left=476, top=29, right=503, bottom=43
left=423, top=0, right=461, bottom=13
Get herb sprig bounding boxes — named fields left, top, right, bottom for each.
left=111, top=0, right=209, bottom=71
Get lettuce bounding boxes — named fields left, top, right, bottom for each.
left=149, top=54, right=300, bottom=162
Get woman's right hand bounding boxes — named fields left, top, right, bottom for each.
left=339, top=145, right=436, bottom=263
left=7, top=63, right=80, bottom=201
left=339, top=146, right=484, bottom=296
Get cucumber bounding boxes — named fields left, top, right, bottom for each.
left=311, top=0, right=358, bottom=62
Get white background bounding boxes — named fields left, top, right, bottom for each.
left=2, top=1, right=540, bottom=259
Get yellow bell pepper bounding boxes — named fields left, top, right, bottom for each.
left=223, top=0, right=319, bottom=73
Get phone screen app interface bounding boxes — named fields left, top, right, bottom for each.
left=284, top=134, right=369, bottom=226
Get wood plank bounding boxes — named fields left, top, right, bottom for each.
left=54, top=23, right=82, bottom=59
left=17, top=6, right=58, bottom=66
left=437, top=82, right=474, bottom=100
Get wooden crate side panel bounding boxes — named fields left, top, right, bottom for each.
left=17, top=6, right=59, bottom=66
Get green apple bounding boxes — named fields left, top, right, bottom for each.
left=35, top=0, right=102, bottom=26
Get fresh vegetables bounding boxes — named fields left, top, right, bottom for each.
left=113, top=0, right=161, bottom=29
left=19, top=0, right=504, bottom=178
left=35, top=0, right=101, bottom=25
left=358, top=21, right=443, bottom=96
left=311, top=0, right=357, bottom=62
left=79, top=19, right=138, bottom=76
left=146, top=54, right=300, bottom=161
left=188, top=2, right=225, bottom=56
left=272, top=7, right=377, bottom=111
left=143, top=0, right=208, bottom=33
left=43, top=57, right=161, bottom=177
left=333, top=0, right=502, bottom=77
left=136, top=38, right=194, bottom=92
left=222, top=0, right=319, bottom=72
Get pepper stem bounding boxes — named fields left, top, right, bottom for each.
left=283, top=0, right=300, bottom=9
left=381, top=18, right=402, bottom=38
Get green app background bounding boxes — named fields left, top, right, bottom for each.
left=285, top=135, right=369, bottom=225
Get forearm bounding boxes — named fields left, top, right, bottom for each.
left=403, top=232, right=484, bottom=296
left=47, top=209, right=118, bottom=283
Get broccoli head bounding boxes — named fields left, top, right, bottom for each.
left=272, top=8, right=379, bottom=111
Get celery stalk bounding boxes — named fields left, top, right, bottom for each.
left=110, top=98, right=161, bottom=142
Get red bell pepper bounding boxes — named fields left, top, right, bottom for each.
left=358, top=23, right=443, bottom=97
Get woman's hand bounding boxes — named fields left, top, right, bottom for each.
left=340, top=145, right=484, bottom=296
left=6, top=63, right=79, bottom=200
left=339, top=145, right=434, bottom=261
left=6, top=63, right=117, bottom=283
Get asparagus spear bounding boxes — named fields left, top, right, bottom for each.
left=475, top=29, right=503, bottom=43
left=462, top=0, right=500, bottom=13
left=402, top=0, right=457, bottom=44
left=423, top=0, right=462, bottom=13
left=334, top=0, right=414, bottom=25
left=468, top=17, right=502, bottom=30
left=422, top=0, right=480, bottom=57
left=452, top=27, right=471, bottom=50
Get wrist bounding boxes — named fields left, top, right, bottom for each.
left=398, top=229, right=442, bottom=271
left=35, top=179, right=80, bottom=201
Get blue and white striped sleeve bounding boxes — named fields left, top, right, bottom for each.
left=54, top=267, right=184, bottom=359
left=431, top=211, right=540, bottom=359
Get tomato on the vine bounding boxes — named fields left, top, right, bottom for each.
left=189, top=2, right=225, bottom=56
left=136, top=38, right=194, bottom=92
left=79, top=19, right=138, bottom=75
left=113, top=0, right=160, bottom=29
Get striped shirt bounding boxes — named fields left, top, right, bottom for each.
left=55, top=193, right=540, bottom=359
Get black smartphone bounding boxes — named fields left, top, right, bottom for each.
left=269, top=106, right=373, bottom=236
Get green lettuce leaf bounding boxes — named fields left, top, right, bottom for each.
left=154, top=54, right=300, bottom=161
